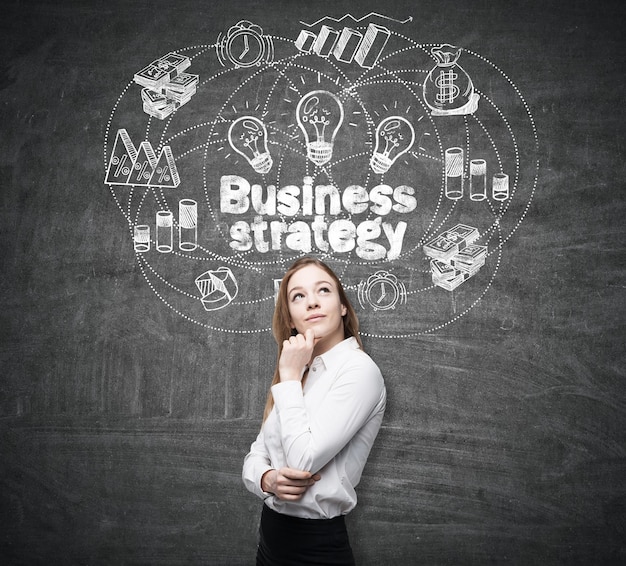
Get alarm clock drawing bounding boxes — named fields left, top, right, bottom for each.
left=358, top=271, right=407, bottom=311
left=216, top=21, right=274, bottom=68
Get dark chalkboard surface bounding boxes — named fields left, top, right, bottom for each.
left=1, top=0, right=624, bottom=564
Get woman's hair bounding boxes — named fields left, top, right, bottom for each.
left=263, top=257, right=362, bottom=421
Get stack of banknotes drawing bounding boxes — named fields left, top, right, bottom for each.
left=134, top=52, right=199, bottom=120
left=423, top=224, right=487, bottom=291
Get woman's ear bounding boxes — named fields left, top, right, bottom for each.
left=341, top=304, right=347, bottom=317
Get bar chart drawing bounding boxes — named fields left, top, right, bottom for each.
left=105, top=129, right=180, bottom=189
left=295, top=30, right=316, bottom=53
left=333, top=28, right=363, bottom=64
left=313, top=25, right=340, bottom=57
left=295, top=22, right=390, bottom=68
left=355, top=24, right=390, bottom=68
left=443, top=146, right=510, bottom=202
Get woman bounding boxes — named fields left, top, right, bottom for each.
left=242, top=257, right=386, bottom=565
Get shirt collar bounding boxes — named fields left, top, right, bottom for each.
left=314, top=336, right=360, bottom=371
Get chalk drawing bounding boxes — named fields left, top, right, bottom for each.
left=295, top=22, right=390, bottom=69
left=195, top=267, right=239, bottom=311
left=423, top=224, right=487, bottom=291
left=216, top=21, right=274, bottom=68
left=423, top=44, right=480, bottom=116
left=103, top=13, right=539, bottom=337
left=358, top=271, right=407, bottom=311
left=228, top=116, right=273, bottom=174
left=156, top=211, right=173, bottom=253
left=105, top=129, right=180, bottom=188
left=134, top=52, right=197, bottom=119
left=299, top=13, right=412, bottom=27
left=296, top=90, right=345, bottom=166
left=370, top=116, right=415, bottom=175
left=178, top=199, right=198, bottom=251
left=133, top=225, right=150, bottom=253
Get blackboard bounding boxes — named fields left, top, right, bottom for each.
left=1, top=0, right=624, bottom=564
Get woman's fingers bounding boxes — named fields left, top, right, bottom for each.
left=273, top=467, right=321, bottom=500
left=279, top=334, right=315, bottom=381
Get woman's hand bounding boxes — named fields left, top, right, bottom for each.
left=261, top=467, right=321, bottom=501
left=278, top=329, right=316, bottom=382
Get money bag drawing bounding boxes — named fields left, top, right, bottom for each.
left=423, top=44, right=480, bottom=116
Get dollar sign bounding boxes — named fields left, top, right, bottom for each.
left=435, top=70, right=460, bottom=104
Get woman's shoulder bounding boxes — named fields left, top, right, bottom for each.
left=337, top=341, right=383, bottom=381
left=355, top=348, right=383, bottom=374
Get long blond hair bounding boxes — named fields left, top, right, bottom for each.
left=263, top=257, right=362, bottom=421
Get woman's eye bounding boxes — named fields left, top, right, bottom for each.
left=291, top=292, right=304, bottom=301
left=319, top=287, right=330, bottom=294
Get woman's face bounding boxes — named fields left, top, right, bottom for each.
left=286, top=264, right=347, bottom=354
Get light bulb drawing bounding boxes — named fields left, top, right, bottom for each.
left=295, top=90, right=344, bottom=167
left=228, top=116, right=273, bottom=174
left=369, top=116, right=415, bottom=175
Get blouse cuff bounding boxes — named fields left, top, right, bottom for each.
left=251, top=463, right=275, bottom=500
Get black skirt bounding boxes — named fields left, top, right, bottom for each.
left=257, top=504, right=356, bottom=566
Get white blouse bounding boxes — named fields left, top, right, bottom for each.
left=242, top=337, right=386, bottom=519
